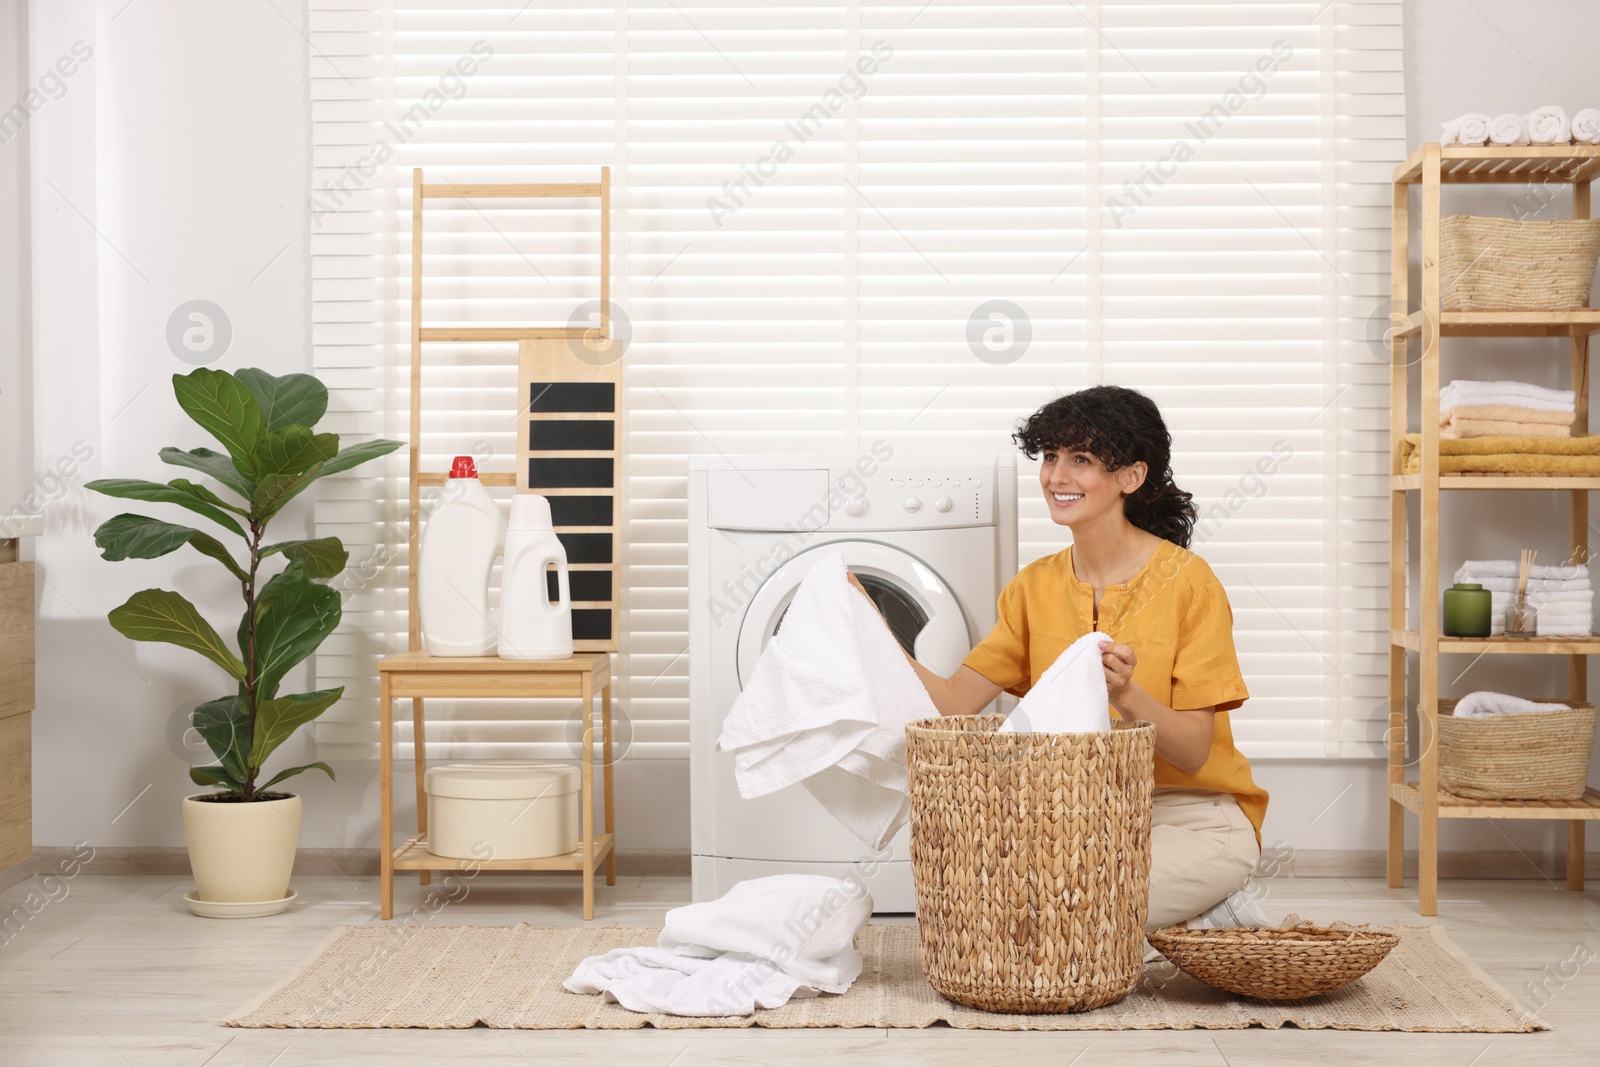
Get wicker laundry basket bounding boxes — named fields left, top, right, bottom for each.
left=1440, top=214, right=1600, bottom=310
left=905, top=714, right=1156, bottom=1014
left=1145, top=921, right=1400, bottom=1001
left=1437, top=698, right=1596, bottom=801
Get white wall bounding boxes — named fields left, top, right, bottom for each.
left=0, top=0, right=28, bottom=517
left=16, top=0, right=1600, bottom=862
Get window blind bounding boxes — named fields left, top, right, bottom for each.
left=308, top=0, right=1402, bottom=762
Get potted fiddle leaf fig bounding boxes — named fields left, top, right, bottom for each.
left=87, top=368, right=400, bottom=915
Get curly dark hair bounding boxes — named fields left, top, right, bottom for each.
left=1013, top=385, right=1197, bottom=548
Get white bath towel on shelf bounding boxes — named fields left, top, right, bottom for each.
left=1525, top=105, right=1572, bottom=145
left=1537, top=619, right=1594, bottom=637
left=1453, top=691, right=1570, bottom=718
left=1489, top=112, right=1530, bottom=145
left=1443, top=380, right=1576, bottom=411
left=564, top=874, right=871, bottom=1016
left=1456, top=559, right=1589, bottom=582
left=716, top=551, right=937, bottom=850
left=1441, top=113, right=1491, bottom=146
left=1454, top=575, right=1591, bottom=594
left=1574, top=108, right=1600, bottom=145
left=1002, top=630, right=1114, bottom=734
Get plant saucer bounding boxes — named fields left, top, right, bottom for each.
left=184, top=888, right=297, bottom=919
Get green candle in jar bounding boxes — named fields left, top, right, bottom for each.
left=1443, top=582, right=1492, bottom=637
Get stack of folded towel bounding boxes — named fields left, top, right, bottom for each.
left=1401, top=432, right=1600, bottom=475
left=1441, top=107, right=1600, bottom=145
left=1454, top=559, right=1593, bottom=637
left=1439, top=379, right=1575, bottom=439
left=1452, top=691, right=1571, bottom=718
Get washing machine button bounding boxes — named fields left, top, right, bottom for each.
left=890, top=478, right=904, bottom=488
left=902, top=496, right=922, bottom=513
left=934, top=495, right=953, bottom=513
left=844, top=495, right=867, bottom=517
left=967, top=476, right=983, bottom=488
left=910, top=478, right=924, bottom=488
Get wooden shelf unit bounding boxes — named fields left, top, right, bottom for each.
left=1387, top=143, right=1597, bottom=916
left=376, top=169, right=621, bottom=922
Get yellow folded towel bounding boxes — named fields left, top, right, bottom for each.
left=1402, top=433, right=1600, bottom=475
left=1441, top=417, right=1572, bottom=439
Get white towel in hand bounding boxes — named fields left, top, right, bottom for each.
left=564, top=874, right=871, bottom=1016
left=1441, top=113, right=1492, bottom=146
left=1001, top=630, right=1114, bottom=734
left=716, top=551, right=937, bottom=850
left=1525, top=105, right=1572, bottom=145
left=1574, top=108, right=1600, bottom=145
left=1453, top=691, right=1570, bottom=718
left=1489, top=112, right=1530, bottom=145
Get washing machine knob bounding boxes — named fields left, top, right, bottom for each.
left=844, top=495, right=867, bottom=517
left=934, top=495, right=953, bottom=513
left=902, top=496, right=922, bottom=513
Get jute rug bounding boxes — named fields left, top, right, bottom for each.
left=225, top=923, right=1543, bottom=1032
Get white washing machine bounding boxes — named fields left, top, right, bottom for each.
left=688, top=451, right=1017, bottom=912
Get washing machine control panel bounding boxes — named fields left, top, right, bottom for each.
left=817, top=463, right=995, bottom=530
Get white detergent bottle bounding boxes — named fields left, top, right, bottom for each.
left=418, top=456, right=506, bottom=657
left=498, top=494, right=573, bottom=660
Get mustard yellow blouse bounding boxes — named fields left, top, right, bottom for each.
left=963, top=539, right=1268, bottom=840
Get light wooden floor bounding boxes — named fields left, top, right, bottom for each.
left=2, top=869, right=1598, bottom=1066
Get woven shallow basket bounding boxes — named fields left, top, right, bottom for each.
left=1440, top=214, right=1600, bottom=310
left=1437, top=699, right=1596, bottom=801
left=905, top=715, right=1156, bottom=1014
left=1145, top=922, right=1400, bottom=1001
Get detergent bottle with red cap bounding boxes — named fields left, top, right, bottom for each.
left=418, top=455, right=506, bottom=656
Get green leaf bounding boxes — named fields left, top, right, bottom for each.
left=108, top=589, right=247, bottom=680
left=237, top=369, right=328, bottom=431
left=188, top=763, right=245, bottom=794
left=259, top=761, right=335, bottom=791
left=260, top=537, right=349, bottom=579
left=251, top=687, right=344, bottom=771
left=314, top=439, right=403, bottom=481
left=159, top=447, right=255, bottom=499
left=250, top=468, right=324, bottom=524
left=94, top=514, right=201, bottom=561
left=172, top=369, right=265, bottom=480
left=169, top=478, right=247, bottom=515
left=93, top=514, right=248, bottom=582
left=84, top=479, right=245, bottom=536
left=255, top=426, right=338, bottom=480
left=245, top=562, right=342, bottom=700
left=192, top=695, right=250, bottom=785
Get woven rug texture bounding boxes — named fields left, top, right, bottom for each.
left=224, top=922, right=1544, bottom=1032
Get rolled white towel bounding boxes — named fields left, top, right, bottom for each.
left=1574, top=108, right=1600, bottom=145
left=1457, top=559, right=1589, bottom=582
left=1525, top=105, right=1572, bottom=145
left=1488, top=112, right=1530, bottom=145
left=1441, top=113, right=1492, bottom=146
left=1453, top=691, right=1570, bottom=718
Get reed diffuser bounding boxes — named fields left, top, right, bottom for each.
left=1505, top=548, right=1538, bottom=638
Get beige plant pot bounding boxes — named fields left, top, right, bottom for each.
left=182, top=792, right=300, bottom=909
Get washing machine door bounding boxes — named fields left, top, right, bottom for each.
left=735, top=541, right=971, bottom=689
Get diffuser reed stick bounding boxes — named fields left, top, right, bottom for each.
left=1508, top=549, right=1538, bottom=638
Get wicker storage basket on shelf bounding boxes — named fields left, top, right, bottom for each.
left=905, top=714, right=1156, bottom=1014
left=1440, top=214, right=1600, bottom=310
left=1145, top=922, right=1400, bottom=1001
left=1436, top=699, right=1596, bottom=801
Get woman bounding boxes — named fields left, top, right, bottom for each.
left=860, top=385, right=1269, bottom=929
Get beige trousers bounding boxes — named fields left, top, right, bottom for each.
left=1144, top=788, right=1260, bottom=930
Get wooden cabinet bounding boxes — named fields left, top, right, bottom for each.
left=0, top=539, right=34, bottom=883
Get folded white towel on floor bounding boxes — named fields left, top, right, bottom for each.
left=1457, top=560, right=1589, bottom=582
left=1002, top=630, right=1114, bottom=734
left=1441, top=113, right=1492, bottom=146
left=1442, top=380, right=1576, bottom=412
left=1574, top=108, right=1600, bottom=145
left=564, top=874, right=872, bottom=1016
left=1489, top=112, right=1530, bottom=145
left=1526, top=105, right=1572, bottom=145
left=716, top=551, right=936, bottom=850
left=1454, top=691, right=1570, bottom=718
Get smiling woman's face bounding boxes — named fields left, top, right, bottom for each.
left=1038, top=447, right=1140, bottom=527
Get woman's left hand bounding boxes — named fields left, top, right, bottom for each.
left=1099, top=639, right=1137, bottom=704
